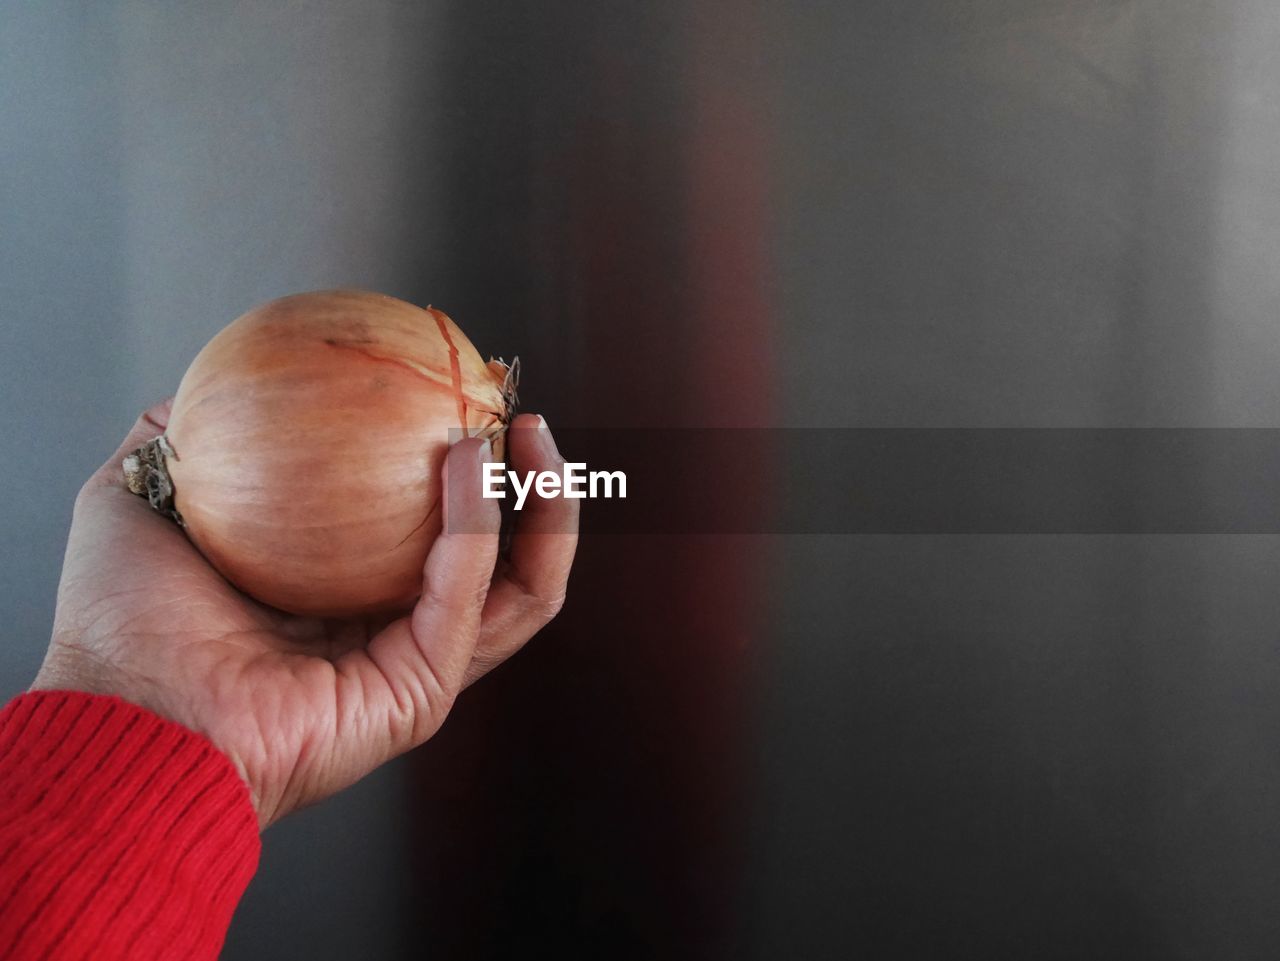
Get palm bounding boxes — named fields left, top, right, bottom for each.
left=36, top=402, right=577, bottom=827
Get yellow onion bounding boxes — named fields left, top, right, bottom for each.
left=124, top=289, right=515, bottom=617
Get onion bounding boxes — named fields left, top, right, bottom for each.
left=124, top=289, right=516, bottom=617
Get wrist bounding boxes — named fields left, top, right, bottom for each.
left=30, top=653, right=264, bottom=824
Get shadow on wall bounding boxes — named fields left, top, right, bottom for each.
left=404, top=1, right=775, bottom=959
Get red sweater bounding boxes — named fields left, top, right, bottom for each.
left=0, top=691, right=260, bottom=960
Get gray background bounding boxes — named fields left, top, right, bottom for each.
left=5, top=1, right=1280, bottom=958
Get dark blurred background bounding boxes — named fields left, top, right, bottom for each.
left=5, top=1, right=1280, bottom=958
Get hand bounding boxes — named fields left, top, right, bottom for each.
left=32, top=402, right=578, bottom=827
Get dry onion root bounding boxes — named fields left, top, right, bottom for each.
left=123, top=289, right=518, bottom=618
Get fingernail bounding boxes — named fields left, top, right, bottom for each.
left=536, top=416, right=563, bottom=460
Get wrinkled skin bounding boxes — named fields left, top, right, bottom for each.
left=34, top=402, right=578, bottom=827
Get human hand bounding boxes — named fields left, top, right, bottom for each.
left=32, top=402, right=577, bottom=827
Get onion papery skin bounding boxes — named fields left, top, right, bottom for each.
left=163, top=289, right=510, bottom=618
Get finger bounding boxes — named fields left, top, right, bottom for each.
left=464, top=414, right=579, bottom=686
left=354, top=437, right=502, bottom=747
left=86, top=398, right=174, bottom=489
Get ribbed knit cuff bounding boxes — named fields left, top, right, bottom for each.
left=0, top=691, right=260, bottom=961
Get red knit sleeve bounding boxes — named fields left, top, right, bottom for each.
left=0, top=691, right=260, bottom=961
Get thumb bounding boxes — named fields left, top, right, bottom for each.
left=357, top=437, right=502, bottom=748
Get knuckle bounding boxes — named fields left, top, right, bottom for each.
left=469, top=581, right=493, bottom=612
left=411, top=689, right=454, bottom=743
left=528, top=591, right=566, bottom=621
left=422, top=576, right=492, bottom=619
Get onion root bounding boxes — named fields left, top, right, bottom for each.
left=122, top=436, right=183, bottom=526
